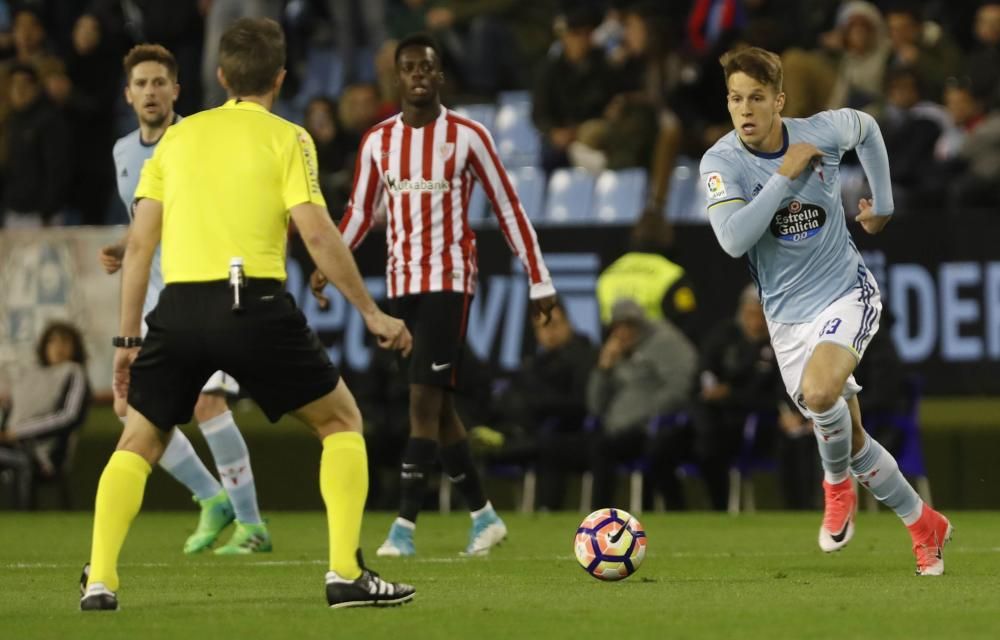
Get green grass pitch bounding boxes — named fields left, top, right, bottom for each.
left=2, top=512, right=998, bottom=639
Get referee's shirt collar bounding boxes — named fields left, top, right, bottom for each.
left=223, top=98, right=270, bottom=114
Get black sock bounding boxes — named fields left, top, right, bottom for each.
left=399, top=437, right=437, bottom=524
left=440, top=439, right=487, bottom=512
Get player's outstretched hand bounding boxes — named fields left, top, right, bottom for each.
left=777, top=143, right=821, bottom=180
left=99, top=243, right=125, bottom=274
left=365, top=310, right=413, bottom=356
left=112, top=347, right=139, bottom=408
left=309, top=268, right=331, bottom=311
left=530, top=295, right=557, bottom=326
left=855, top=198, right=891, bottom=235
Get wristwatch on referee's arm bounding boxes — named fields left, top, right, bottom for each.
left=112, top=336, right=143, bottom=348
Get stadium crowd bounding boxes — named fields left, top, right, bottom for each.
left=0, top=0, right=979, bottom=510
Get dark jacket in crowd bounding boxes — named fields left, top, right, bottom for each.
left=515, top=333, right=597, bottom=432
left=699, top=319, right=782, bottom=413
left=532, top=47, right=613, bottom=134
left=4, top=95, right=70, bottom=219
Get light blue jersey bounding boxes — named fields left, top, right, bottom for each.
left=700, top=108, right=893, bottom=324
left=112, top=116, right=180, bottom=316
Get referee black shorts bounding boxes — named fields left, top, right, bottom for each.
left=390, top=291, right=471, bottom=390
left=128, top=279, right=340, bottom=431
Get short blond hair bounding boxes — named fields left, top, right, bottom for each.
left=720, top=46, right=783, bottom=93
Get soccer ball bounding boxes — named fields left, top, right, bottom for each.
left=574, top=508, right=647, bottom=581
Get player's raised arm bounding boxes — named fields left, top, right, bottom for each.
left=466, top=123, right=555, bottom=311
left=829, top=108, right=894, bottom=234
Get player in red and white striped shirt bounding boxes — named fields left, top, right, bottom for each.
left=316, top=34, right=556, bottom=558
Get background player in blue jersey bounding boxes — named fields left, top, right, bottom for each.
left=97, top=44, right=270, bottom=555
left=701, top=47, right=951, bottom=576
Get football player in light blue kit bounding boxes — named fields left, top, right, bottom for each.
left=701, top=47, right=951, bottom=575
left=98, top=44, right=270, bottom=555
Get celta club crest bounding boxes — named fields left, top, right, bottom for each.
left=438, top=142, right=455, bottom=160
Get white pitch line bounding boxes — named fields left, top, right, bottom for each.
left=5, top=547, right=999, bottom=571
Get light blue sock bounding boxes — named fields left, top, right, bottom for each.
left=810, top=396, right=852, bottom=484
left=199, top=410, right=262, bottom=525
left=851, top=433, right=923, bottom=525
left=159, top=428, right=222, bottom=501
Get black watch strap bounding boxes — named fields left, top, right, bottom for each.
left=112, top=336, right=143, bottom=348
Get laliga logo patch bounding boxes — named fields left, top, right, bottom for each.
left=705, top=172, right=727, bottom=199
left=770, top=200, right=826, bottom=242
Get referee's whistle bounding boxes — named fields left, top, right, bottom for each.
left=229, top=257, right=245, bottom=313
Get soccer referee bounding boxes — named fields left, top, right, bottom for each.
left=80, top=18, right=415, bottom=611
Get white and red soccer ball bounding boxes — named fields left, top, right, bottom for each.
left=574, top=508, right=647, bottom=581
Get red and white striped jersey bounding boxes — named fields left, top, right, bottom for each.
left=339, top=107, right=554, bottom=299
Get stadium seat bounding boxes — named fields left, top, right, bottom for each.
left=494, top=102, right=541, bottom=168
left=544, top=168, right=596, bottom=223
left=727, top=412, right=779, bottom=514
left=508, top=166, right=546, bottom=221
left=663, top=157, right=706, bottom=223
left=453, top=104, right=498, bottom=137
left=592, top=168, right=648, bottom=223
left=497, top=90, right=532, bottom=108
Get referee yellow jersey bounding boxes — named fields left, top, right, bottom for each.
left=134, top=99, right=326, bottom=283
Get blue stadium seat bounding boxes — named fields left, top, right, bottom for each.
left=592, top=168, right=648, bottom=223
left=664, top=157, right=706, bottom=223
left=467, top=184, right=488, bottom=222
left=469, top=166, right=545, bottom=224
left=494, top=103, right=541, bottom=168
left=508, top=166, right=545, bottom=221
left=497, top=90, right=532, bottom=108
left=452, top=104, right=498, bottom=137
left=544, top=168, right=596, bottom=223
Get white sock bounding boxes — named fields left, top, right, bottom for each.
left=851, top=433, right=923, bottom=524
left=200, top=410, right=262, bottom=525
left=159, top=428, right=221, bottom=501
left=810, top=397, right=852, bottom=484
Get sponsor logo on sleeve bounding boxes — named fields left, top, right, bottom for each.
left=705, top=172, right=727, bottom=199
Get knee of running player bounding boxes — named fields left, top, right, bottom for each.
left=193, top=392, right=229, bottom=424
left=800, top=376, right=843, bottom=414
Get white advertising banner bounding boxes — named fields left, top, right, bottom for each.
left=0, top=226, right=126, bottom=397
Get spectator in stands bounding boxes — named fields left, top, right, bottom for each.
left=428, top=0, right=553, bottom=97
left=586, top=299, right=697, bottom=510
left=574, top=3, right=679, bottom=201
left=201, top=0, right=281, bottom=108
left=822, top=1, right=891, bottom=110
left=304, top=96, right=356, bottom=215
left=2, top=62, right=70, bottom=227
left=596, top=211, right=700, bottom=343
left=694, top=284, right=781, bottom=511
left=968, top=1, right=1000, bottom=100
left=63, top=13, right=120, bottom=225
left=532, top=7, right=614, bottom=172
left=0, top=321, right=91, bottom=509
left=337, top=82, right=381, bottom=139
left=500, top=299, right=597, bottom=511
left=883, top=2, right=962, bottom=106
left=0, top=8, right=67, bottom=171
left=877, top=66, right=948, bottom=210
left=932, top=72, right=1000, bottom=211
left=326, top=0, right=387, bottom=86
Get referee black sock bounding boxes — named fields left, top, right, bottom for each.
left=440, top=439, right=487, bottom=513
left=398, top=437, right=437, bottom=524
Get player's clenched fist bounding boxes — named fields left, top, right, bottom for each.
left=777, top=143, right=821, bottom=180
